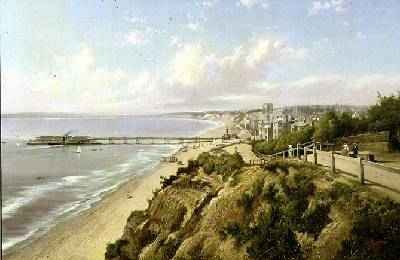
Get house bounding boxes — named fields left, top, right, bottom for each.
left=291, top=121, right=309, bottom=132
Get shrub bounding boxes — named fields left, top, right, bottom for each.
left=262, top=183, right=280, bottom=203
left=238, top=178, right=264, bottom=210
left=197, top=152, right=212, bottom=166
left=154, top=237, right=182, bottom=260
left=161, top=175, right=179, bottom=188
left=238, top=191, right=255, bottom=210
left=105, top=239, right=128, bottom=259
left=202, top=160, right=215, bottom=175
left=328, top=181, right=355, bottom=201
left=220, top=222, right=250, bottom=243
left=253, top=127, right=314, bottom=155
left=338, top=198, right=400, bottom=259
left=196, top=151, right=245, bottom=177
left=225, top=207, right=304, bottom=260
left=300, top=199, right=332, bottom=236
left=264, top=160, right=291, bottom=174
left=127, top=210, right=147, bottom=226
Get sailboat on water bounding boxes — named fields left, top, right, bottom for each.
left=75, top=146, right=82, bottom=154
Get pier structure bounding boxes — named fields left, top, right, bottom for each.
left=90, top=136, right=220, bottom=145
left=27, top=136, right=223, bottom=146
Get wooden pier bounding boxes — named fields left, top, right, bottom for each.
left=27, top=135, right=222, bottom=146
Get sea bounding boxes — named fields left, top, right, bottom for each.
left=1, top=115, right=219, bottom=254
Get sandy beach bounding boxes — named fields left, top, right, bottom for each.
left=4, top=125, right=226, bottom=260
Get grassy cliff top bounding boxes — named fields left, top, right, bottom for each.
left=106, top=152, right=400, bottom=260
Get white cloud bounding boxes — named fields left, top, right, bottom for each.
left=2, top=45, right=164, bottom=113
left=124, top=30, right=148, bottom=46
left=263, top=74, right=400, bottom=106
left=125, top=16, right=147, bottom=25
left=164, top=38, right=306, bottom=108
left=4, top=38, right=398, bottom=114
left=356, top=31, right=366, bottom=40
left=123, top=16, right=164, bottom=47
left=169, top=36, right=183, bottom=48
left=186, top=22, right=201, bottom=32
left=168, top=44, right=208, bottom=87
left=202, top=0, right=219, bottom=8
left=309, top=0, right=350, bottom=16
left=237, top=0, right=269, bottom=9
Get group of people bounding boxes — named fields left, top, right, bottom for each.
left=342, top=143, right=359, bottom=157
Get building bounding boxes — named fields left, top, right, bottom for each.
left=291, top=120, right=309, bottom=132
left=241, top=103, right=364, bottom=141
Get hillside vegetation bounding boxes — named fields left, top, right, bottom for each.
left=253, top=94, right=400, bottom=155
left=106, top=152, right=400, bottom=260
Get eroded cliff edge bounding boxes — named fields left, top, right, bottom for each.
left=106, top=152, right=400, bottom=260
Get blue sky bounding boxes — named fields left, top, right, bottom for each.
left=1, top=0, right=400, bottom=113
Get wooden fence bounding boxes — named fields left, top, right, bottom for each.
left=253, top=142, right=400, bottom=193
left=306, top=149, right=400, bottom=193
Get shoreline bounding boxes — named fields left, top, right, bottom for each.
left=3, top=123, right=226, bottom=260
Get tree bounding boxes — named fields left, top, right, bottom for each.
left=313, top=112, right=339, bottom=142
left=368, top=93, right=400, bottom=150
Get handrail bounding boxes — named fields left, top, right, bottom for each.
left=260, top=140, right=315, bottom=158
left=363, top=161, right=400, bottom=175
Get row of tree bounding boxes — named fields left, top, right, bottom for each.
left=254, top=93, right=400, bottom=155
left=315, top=93, right=400, bottom=148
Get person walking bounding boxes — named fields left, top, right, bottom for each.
left=352, top=143, right=359, bottom=158
left=342, top=143, right=349, bottom=156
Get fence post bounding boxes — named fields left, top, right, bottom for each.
left=359, top=158, right=365, bottom=185
left=282, top=151, right=285, bottom=160
left=304, top=147, right=308, bottom=162
left=331, top=151, right=336, bottom=173
left=297, top=143, right=300, bottom=159
left=313, top=144, right=317, bottom=165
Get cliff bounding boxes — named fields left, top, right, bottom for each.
left=106, top=152, right=400, bottom=260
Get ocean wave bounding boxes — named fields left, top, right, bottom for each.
left=2, top=228, right=39, bottom=251
left=2, top=176, right=88, bottom=219
left=24, top=145, right=64, bottom=150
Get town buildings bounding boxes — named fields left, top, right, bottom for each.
left=241, top=103, right=367, bottom=141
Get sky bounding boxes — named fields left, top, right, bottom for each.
left=1, top=0, right=400, bottom=114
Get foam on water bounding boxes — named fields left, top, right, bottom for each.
left=2, top=175, right=89, bottom=219
left=2, top=145, right=177, bottom=252
left=1, top=116, right=216, bottom=253
left=2, top=228, right=39, bottom=251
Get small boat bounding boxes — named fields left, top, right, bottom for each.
left=75, top=146, right=82, bottom=154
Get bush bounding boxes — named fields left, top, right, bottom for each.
left=253, top=127, right=314, bottom=155
left=224, top=207, right=304, bottom=260
left=196, top=151, right=245, bottom=177
left=105, top=239, right=128, bottom=259
left=238, top=191, right=255, bottom=210
left=313, top=111, right=369, bottom=142
left=300, top=199, right=332, bottom=236
left=262, top=183, right=280, bottom=203
left=220, top=222, right=250, bottom=243
left=176, top=159, right=200, bottom=176
left=238, top=177, right=264, bottom=210
left=338, top=198, right=400, bottom=259
left=161, top=175, right=179, bottom=188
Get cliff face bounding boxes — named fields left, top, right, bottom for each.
left=106, top=153, right=400, bottom=260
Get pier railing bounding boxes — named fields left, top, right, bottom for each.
left=27, top=136, right=223, bottom=145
